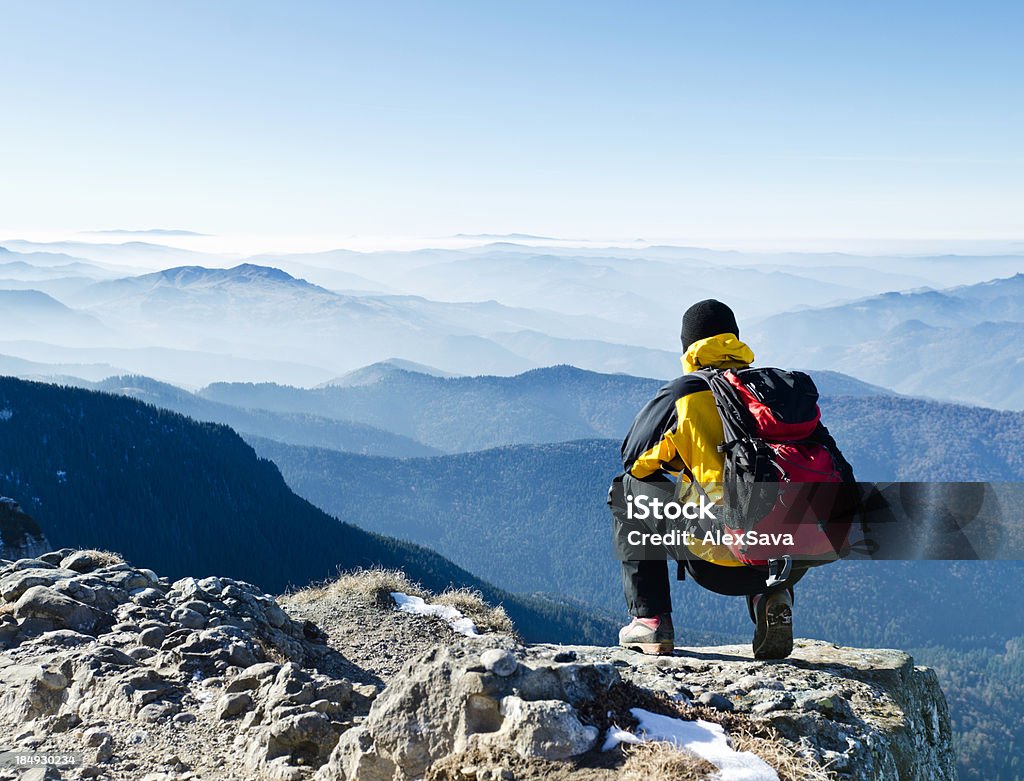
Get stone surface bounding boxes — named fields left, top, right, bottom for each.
left=0, top=541, right=956, bottom=781
left=315, top=637, right=956, bottom=781
left=480, top=648, right=518, bottom=677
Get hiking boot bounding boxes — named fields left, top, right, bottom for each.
left=750, top=590, right=793, bottom=660
left=618, top=614, right=674, bottom=655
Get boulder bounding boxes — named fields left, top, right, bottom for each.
left=14, top=585, right=105, bottom=633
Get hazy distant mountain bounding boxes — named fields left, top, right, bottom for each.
left=453, top=233, right=558, bottom=240
left=487, top=243, right=1024, bottom=289
left=0, top=276, right=103, bottom=299
left=64, top=262, right=678, bottom=378
left=9, top=236, right=1023, bottom=395
left=202, top=364, right=895, bottom=453
left=487, top=330, right=680, bottom=379
left=320, top=359, right=458, bottom=388
left=0, top=353, right=124, bottom=383
left=753, top=274, right=1024, bottom=346
left=0, top=290, right=109, bottom=344
left=0, top=245, right=119, bottom=271
left=0, top=248, right=119, bottom=300
left=750, top=274, right=1024, bottom=408
left=84, top=228, right=210, bottom=236
left=86, top=374, right=438, bottom=456
left=0, top=258, right=114, bottom=281
left=0, top=239, right=222, bottom=270
left=0, top=341, right=334, bottom=389
left=251, top=256, right=396, bottom=294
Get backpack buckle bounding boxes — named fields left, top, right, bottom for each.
left=765, top=556, right=793, bottom=588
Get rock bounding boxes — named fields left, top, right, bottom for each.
left=127, top=646, right=158, bottom=662
left=138, top=702, right=176, bottom=722
left=697, top=691, right=734, bottom=711
left=317, top=640, right=612, bottom=780
left=131, top=587, right=164, bottom=605
left=226, top=662, right=281, bottom=694
left=170, top=607, right=206, bottom=629
left=20, top=766, right=63, bottom=781
left=1, top=568, right=60, bottom=602
left=94, top=735, right=115, bottom=763
left=181, top=599, right=211, bottom=616
left=139, top=626, right=166, bottom=648
left=264, top=601, right=290, bottom=628
left=480, top=648, right=518, bottom=677
left=268, top=711, right=339, bottom=762
left=218, top=692, right=254, bottom=719
left=227, top=641, right=258, bottom=668
left=60, top=550, right=107, bottom=574
left=0, top=545, right=958, bottom=781
left=491, top=696, right=598, bottom=759
left=315, top=678, right=353, bottom=705
left=14, top=585, right=104, bottom=633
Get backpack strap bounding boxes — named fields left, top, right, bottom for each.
left=674, top=462, right=711, bottom=503
left=674, top=367, right=727, bottom=503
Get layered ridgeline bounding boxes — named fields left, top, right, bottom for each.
left=0, top=376, right=613, bottom=644
left=748, top=273, right=1024, bottom=409
left=82, top=374, right=440, bottom=457
left=200, top=364, right=892, bottom=454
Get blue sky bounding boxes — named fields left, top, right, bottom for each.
left=1, top=1, right=1021, bottom=242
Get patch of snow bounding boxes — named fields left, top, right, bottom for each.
left=602, top=727, right=642, bottom=751
left=390, top=591, right=479, bottom=637
left=603, top=708, right=779, bottom=781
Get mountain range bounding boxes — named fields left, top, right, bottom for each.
left=0, top=376, right=615, bottom=644
left=3, top=237, right=1023, bottom=406
left=749, top=274, right=1024, bottom=408
left=200, top=364, right=893, bottom=453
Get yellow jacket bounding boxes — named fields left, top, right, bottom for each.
left=620, top=332, right=755, bottom=565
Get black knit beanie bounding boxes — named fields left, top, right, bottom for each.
left=680, top=299, right=739, bottom=350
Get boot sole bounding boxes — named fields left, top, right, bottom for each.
left=620, top=641, right=675, bottom=656
left=753, top=600, right=793, bottom=660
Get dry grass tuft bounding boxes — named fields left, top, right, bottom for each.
left=285, top=570, right=518, bottom=638
left=285, top=567, right=428, bottom=608
left=729, top=724, right=836, bottom=781
left=77, top=549, right=125, bottom=567
left=620, top=741, right=717, bottom=780
left=434, top=587, right=516, bottom=636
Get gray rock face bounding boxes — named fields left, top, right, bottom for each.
left=0, top=544, right=956, bottom=781
left=14, top=585, right=105, bottom=634
left=0, top=498, right=50, bottom=561
left=316, top=638, right=956, bottom=781
left=0, top=549, right=359, bottom=781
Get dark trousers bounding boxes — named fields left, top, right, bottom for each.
left=610, top=472, right=803, bottom=619
left=620, top=557, right=805, bottom=618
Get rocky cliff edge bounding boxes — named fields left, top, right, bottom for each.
left=0, top=550, right=955, bottom=781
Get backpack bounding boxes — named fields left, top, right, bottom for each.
left=684, top=367, right=858, bottom=583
